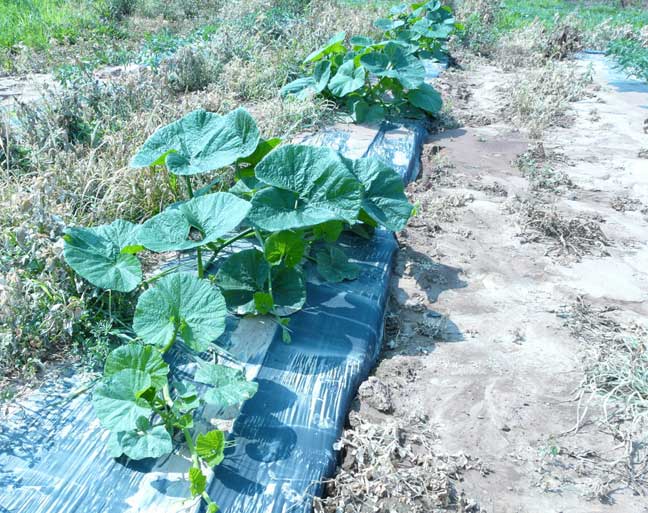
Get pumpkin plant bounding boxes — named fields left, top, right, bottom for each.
left=375, top=1, right=463, bottom=60
left=281, top=32, right=443, bottom=122
left=62, top=107, right=413, bottom=511
left=280, top=1, right=459, bottom=122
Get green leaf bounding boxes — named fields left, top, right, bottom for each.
left=104, top=344, right=169, bottom=389
left=139, top=192, right=251, bottom=252
left=237, top=137, right=282, bottom=167
left=216, top=249, right=269, bottom=315
left=196, top=430, right=226, bottom=467
left=406, top=83, right=443, bottom=114
left=344, top=157, right=413, bottom=231
left=173, top=380, right=200, bottom=414
left=304, top=31, right=346, bottom=63
left=315, top=245, right=360, bottom=283
left=207, top=504, right=219, bottom=513
left=248, top=145, right=363, bottom=231
left=216, top=249, right=306, bottom=316
left=189, top=467, right=207, bottom=497
left=328, top=60, right=366, bottom=97
left=412, top=18, right=454, bottom=39
left=271, top=265, right=307, bottom=316
left=133, top=273, right=227, bottom=351
left=63, top=220, right=143, bottom=292
left=280, top=77, right=317, bottom=100
left=264, top=230, right=305, bottom=267
left=313, top=60, right=332, bottom=93
left=195, top=363, right=258, bottom=408
left=349, top=36, right=375, bottom=49
left=130, top=108, right=260, bottom=176
left=360, top=43, right=424, bottom=89
left=374, top=18, right=405, bottom=31
left=111, top=425, right=173, bottom=460
left=253, top=292, right=274, bottom=315
left=93, top=369, right=153, bottom=432
left=312, top=221, right=344, bottom=242
left=346, top=98, right=384, bottom=123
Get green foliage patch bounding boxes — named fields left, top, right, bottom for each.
left=62, top=107, right=413, bottom=510
left=281, top=1, right=460, bottom=122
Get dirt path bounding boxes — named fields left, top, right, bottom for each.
left=327, top=57, right=648, bottom=513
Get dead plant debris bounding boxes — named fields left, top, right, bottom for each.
left=553, top=298, right=648, bottom=496
left=514, top=199, right=610, bottom=259
left=313, top=412, right=484, bottom=513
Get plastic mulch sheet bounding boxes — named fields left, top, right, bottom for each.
left=0, top=65, right=434, bottom=513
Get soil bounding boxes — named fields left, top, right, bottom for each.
left=342, top=55, right=648, bottom=512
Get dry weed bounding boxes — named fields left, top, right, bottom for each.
left=514, top=199, right=609, bottom=259
left=505, top=61, right=592, bottom=139
left=556, top=299, right=648, bottom=494
left=314, top=412, right=483, bottom=513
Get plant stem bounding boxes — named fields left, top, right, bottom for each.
left=182, top=427, right=200, bottom=467
left=141, top=265, right=182, bottom=287
left=161, top=323, right=180, bottom=354
left=197, top=247, right=204, bottom=279
left=162, top=384, right=173, bottom=408
left=184, top=176, right=194, bottom=198
left=205, top=228, right=255, bottom=268
left=255, top=229, right=273, bottom=298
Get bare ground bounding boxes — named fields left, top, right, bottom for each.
left=321, top=57, right=648, bottom=513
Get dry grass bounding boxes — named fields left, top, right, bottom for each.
left=557, top=299, right=648, bottom=494
left=513, top=199, right=610, bottom=259
left=313, top=411, right=484, bottom=513
left=505, top=60, right=592, bottom=139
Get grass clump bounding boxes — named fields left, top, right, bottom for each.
left=505, top=61, right=592, bottom=139
left=558, top=299, right=648, bottom=495
left=0, top=0, right=106, bottom=50
left=515, top=199, right=609, bottom=259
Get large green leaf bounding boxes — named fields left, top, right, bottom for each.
left=280, top=77, right=316, bottom=100
left=196, top=430, right=226, bottom=467
left=139, top=192, right=251, bottom=252
left=406, top=82, right=443, bottom=114
left=312, top=220, right=344, bottom=242
left=195, top=363, right=258, bottom=408
left=271, top=265, right=306, bottom=315
left=315, top=245, right=360, bottom=283
left=93, top=369, right=153, bottom=432
left=63, top=220, right=143, bottom=292
left=130, top=109, right=260, bottom=176
left=313, top=60, right=332, bottom=93
left=133, top=273, right=227, bottom=351
left=216, top=249, right=306, bottom=315
left=412, top=18, right=454, bottom=39
left=328, top=60, right=366, bottom=97
left=360, top=43, right=425, bottom=89
left=247, top=145, right=363, bottom=231
left=215, top=249, right=268, bottom=315
left=304, top=31, right=346, bottom=63
left=104, top=344, right=169, bottom=390
left=109, top=424, right=173, bottom=460
left=344, top=157, right=413, bottom=231
left=374, top=18, right=405, bottom=31
left=264, top=231, right=305, bottom=268
left=237, top=137, right=282, bottom=167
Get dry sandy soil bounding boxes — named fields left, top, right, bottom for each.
left=320, top=56, right=648, bottom=513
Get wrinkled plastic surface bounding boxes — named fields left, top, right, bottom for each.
left=0, top=64, right=431, bottom=513
left=577, top=51, right=648, bottom=95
